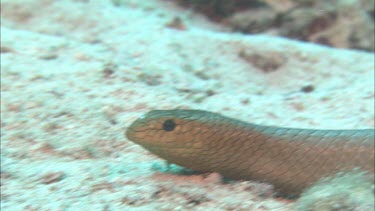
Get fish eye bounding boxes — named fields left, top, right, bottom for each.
left=162, top=119, right=176, bottom=131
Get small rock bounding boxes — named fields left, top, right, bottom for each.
left=41, top=172, right=65, bottom=184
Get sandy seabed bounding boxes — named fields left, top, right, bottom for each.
left=1, top=0, right=374, bottom=210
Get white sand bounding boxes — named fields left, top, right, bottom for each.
left=1, top=0, right=374, bottom=210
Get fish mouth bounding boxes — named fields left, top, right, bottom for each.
left=125, top=126, right=135, bottom=142
left=125, top=115, right=148, bottom=139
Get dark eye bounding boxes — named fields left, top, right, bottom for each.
left=163, top=119, right=176, bottom=131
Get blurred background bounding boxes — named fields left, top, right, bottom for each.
left=1, top=0, right=374, bottom=210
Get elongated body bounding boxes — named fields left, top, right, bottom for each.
left=126, top=110, right=374, bottom=196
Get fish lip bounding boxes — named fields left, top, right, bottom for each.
left=125, top=121, right=141, bottom=141
left=125, top=127, right=134, bottom=140
left=125, top=117, right=148, bottom=136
